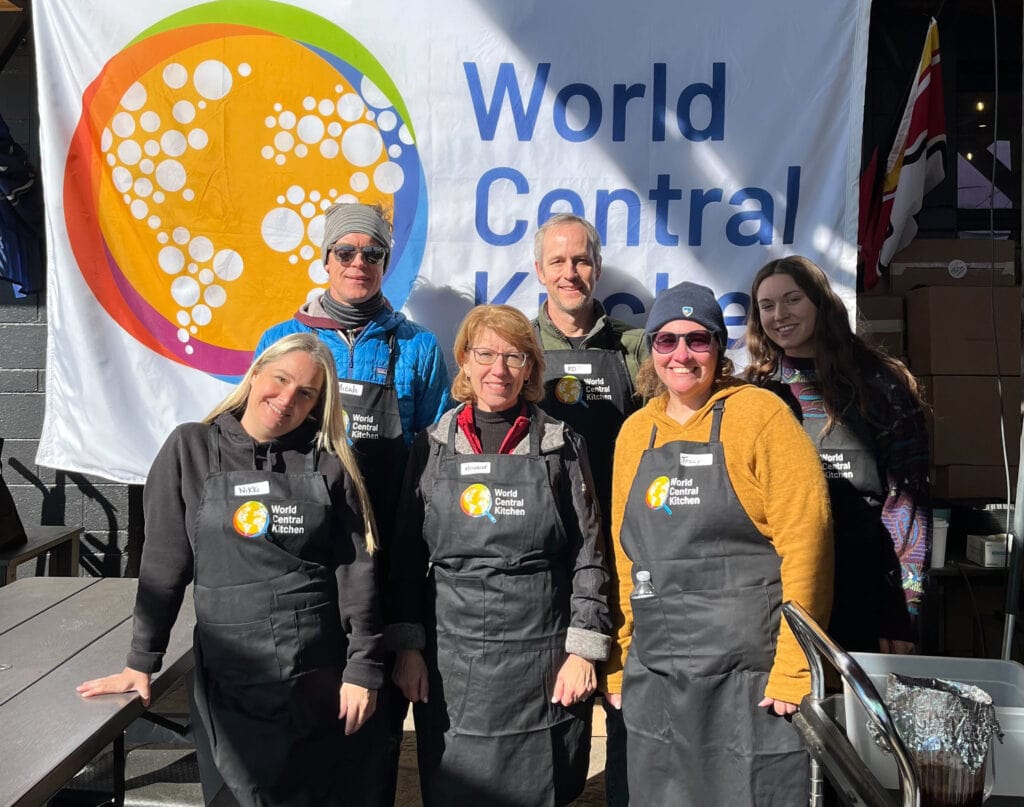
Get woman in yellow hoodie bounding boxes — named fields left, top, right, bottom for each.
left=601, top=281, right=833, bottom=806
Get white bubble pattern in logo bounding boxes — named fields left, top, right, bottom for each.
left=101, top=59, right=248, bottom=354
left=99, top=54, right=414, bottom=356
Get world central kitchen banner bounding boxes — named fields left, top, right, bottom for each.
left=34, top=0, right=869, bottom=483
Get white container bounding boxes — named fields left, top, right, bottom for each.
left=843, top=652, right=1024, bottom=797
left=931, top=517, right=949, bottom=568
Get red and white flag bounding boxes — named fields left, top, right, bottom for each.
left=859, top=17, right=946, bottom=289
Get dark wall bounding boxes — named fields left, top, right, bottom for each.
left=1, top=30, right=137, bottom=577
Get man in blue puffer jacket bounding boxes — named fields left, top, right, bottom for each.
left=255, top=201, right=450, bottom=806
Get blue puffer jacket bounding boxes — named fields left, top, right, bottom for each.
left=256, top=296, right=452, bottom=445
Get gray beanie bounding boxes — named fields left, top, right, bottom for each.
left=644, top=281, right=726, bottom=346
left=321, top=203, right=393, bottom=271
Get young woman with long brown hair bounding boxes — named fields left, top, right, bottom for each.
left=746, top=255, right=931, bottom=654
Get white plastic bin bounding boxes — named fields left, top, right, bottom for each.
left=843, top=653, right=1024, bottom=797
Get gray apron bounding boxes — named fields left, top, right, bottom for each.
left=619, top=401, right=808, bottom=806
left=535, top=339, right=636, bottom=807
left=414, top=412, right=591, bottom=807
left=800, top=410, right=908, bottom=650
left=190, top=425, right=348, bottom=807
left=336, top=332, right=407, bottom=807
left=537, top=341, right=637, bottom=513
left=337, top=331, right=406, bottom=534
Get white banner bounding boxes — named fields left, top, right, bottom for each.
left=35, top=0, right=869, bottom=482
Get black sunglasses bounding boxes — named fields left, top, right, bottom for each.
left=650, top=330, right=715, bottom=354
left=330, top=244, right=388, bottom=266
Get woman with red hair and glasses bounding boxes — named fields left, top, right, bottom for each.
left=601, top=281, right=833, bottom=806
left=388, top=304, right=610, bottom=807
left=746, top=255, right=930, bottom=656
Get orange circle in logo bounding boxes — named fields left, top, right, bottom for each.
left=232, top=500, right=269, bottom=537
left=644, top=476, right=670, bottom=510
left=459, top=483, right=492, bottom=518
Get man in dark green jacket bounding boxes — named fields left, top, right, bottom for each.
left=531, top=213, right=648, bottom=807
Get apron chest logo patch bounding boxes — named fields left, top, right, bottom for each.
left=459, top=483, right=527, bottom=522
left=234, top=481, right=270, bottom=496
left=645, top=475, right=702, bottom=513
left=232, top=501, right=270, bottom=537
left=460, top=483, right=496, bottom=523
left=554, top=375, right=587, bottom=406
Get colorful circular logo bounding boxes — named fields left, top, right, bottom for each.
left=459, top=483, right=496, bottom=523
left=645, top=476, right=672, bottom=513
left=554, top=375, right=585, bottom=405
left=232, top=500, right=270, bottom=537
left=64, top=0, right=427, bottom=381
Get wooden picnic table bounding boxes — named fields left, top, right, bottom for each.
left=0, top=576, right=195, bottom=806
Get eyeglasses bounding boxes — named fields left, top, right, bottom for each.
left=650, top=330, right=715, bottom=354
left=329, top=244, right=388, bottom=266
left=466, top=347, right=530, bottom=369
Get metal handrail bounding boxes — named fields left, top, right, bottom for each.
left=782, top=601, right=920, bottom=807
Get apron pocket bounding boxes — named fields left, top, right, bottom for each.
left=629, top=594, right=674, bottom=674
left=197, top=618, right=283, bottom=684
left=680, top=585, right=774, bottom=678
left=433, top=568, right=486, bottom=641
left=621, top=653, right=672, bottom=741
left=439, top=646, right=565, bottom=735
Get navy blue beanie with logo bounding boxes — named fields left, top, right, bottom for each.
left=644, top=281, right=726, bottom=346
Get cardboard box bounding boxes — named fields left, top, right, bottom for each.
left=918, top=375, right=1021, bottom=466
left=931, top=465, right=1018, bottom=500
left=889, top=238, right=1016, bottom=292
left=856, top=294, right=904, bottom=356
left=965, top=533, right=1009, bottom=567
left=906, top=286, right=1021, bottom=375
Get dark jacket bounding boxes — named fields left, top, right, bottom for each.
left=128, top=412, right=384, bottom=689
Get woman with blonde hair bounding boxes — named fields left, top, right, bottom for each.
left=745, top=254, right=930, bottom=654
left=388, top=304, right=611, bottom=806
left=80, top=333, right=383, bottom=807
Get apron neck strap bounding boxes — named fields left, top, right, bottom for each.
left=647, top=399, right=725, bottom=446
left=445, top=407, right=461, bottom=455
left=207, top=423, right=222, bottom=473
left=709, top=399, right=725, bottom=443
left=383, top=331, right=399, bottom=389
left=525, top=404, right=542, bottom=458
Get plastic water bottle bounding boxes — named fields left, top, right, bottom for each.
left=631, top=570, right=656, bottom=600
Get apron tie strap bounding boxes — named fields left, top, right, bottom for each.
left=709, top=400, right=726, bottom=443
left=207, top=423, right=222, bottom=473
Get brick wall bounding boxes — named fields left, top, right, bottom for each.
left=1, top=30, right=138, bottom=577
